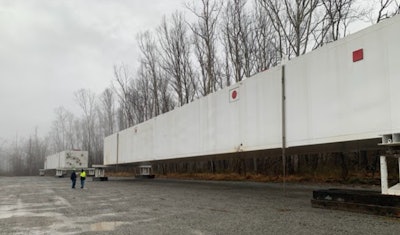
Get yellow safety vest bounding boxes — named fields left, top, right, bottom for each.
left=80, top=171, right=86, bottom=178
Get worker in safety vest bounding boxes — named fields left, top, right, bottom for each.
left=80, top=169, right=86, bottom=189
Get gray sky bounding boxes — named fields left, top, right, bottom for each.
left=0, top=0, right=385, bottom=143
left=0, top=0, right=186, bottom=141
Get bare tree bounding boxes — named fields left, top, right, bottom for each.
left=252, top=1, right=279, bottom=71
left=1, top=129, right=48, bottom=176
left=318, top=0, right=357, bottom=45
left=133, top=69, right=151, bottom=123
left=25, top=128, right=48, bottom=175
left=92, top=108, right=106, bottom=165
left=137, top=31, right=164, bottom=117
left=99, top=87, right=116, bottom=136
left=0, top=139, right=9, bottom=174
left=112, top=64, right=135, bottom=129
left=258, top=0, right=320, bottom=59
left=158, top=70, right=175, bottom=114
left=49, top=106, right=75, bottom=152
left=158, top=12, right=197, bottom=106
left=376, top=0, right=400, bottom=23
left=74, top=89, right=97, bottom=165
left=73, top=118, right=84, bottom=150
left=221, top=29, right=233, bottom=87
left=187, top=0, right=222, bottom=95
left=221, top=0, right=255, bottom=82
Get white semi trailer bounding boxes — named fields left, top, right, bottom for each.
left=104, top=15, right=400, bottom=191
left=41, top=150, right=89, bottom=177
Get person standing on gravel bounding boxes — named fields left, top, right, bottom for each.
left=70, top=169, right=77, bottom=189
left=80, top=169, right=86, bottom=189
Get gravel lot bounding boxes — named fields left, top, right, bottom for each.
left=0, top=176, right=399, bottom=235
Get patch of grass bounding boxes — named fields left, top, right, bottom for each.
left=107, top=171, right=136, bottom=177
left=105, top=169, right=382, bottom=186
left=157, top=172, right=382, bottom=185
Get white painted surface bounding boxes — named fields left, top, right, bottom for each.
left=380, top=156, right=389, bottom=194
left=104, top=133, right=118, bottom=165
left=104, top=15, right=400, bottom=165
left=44, top=151, right=88, bottom=170
left=286, top=15, right=400, bottom=147
left=104, top=67, right=282, bottom=165
left=380, top=154, right=400, bottom=195
left=387, top=183, right=400, bottom=196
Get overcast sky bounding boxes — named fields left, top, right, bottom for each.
left=0, top=0, right=186, bottom=141
left=0, top=0, right=385, bottom=143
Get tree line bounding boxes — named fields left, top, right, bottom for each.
left=1, top=0, right=398, bottom=176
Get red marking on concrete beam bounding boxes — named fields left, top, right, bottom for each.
left=353, top=49, right=364, bottom=62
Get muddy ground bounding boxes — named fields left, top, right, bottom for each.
left=0, top=176, right=399, bottom=234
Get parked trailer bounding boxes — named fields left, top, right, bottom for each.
left=104, top=15, right=400, bottom=183
left=92, top=164, right=108, bottom=181
left=42, top=150, right=89, bottom=177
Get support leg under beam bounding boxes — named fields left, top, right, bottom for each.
left=380, top=156, right=388, bottom=194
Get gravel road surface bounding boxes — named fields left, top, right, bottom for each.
left=0, top=176, right=399, bottom=234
